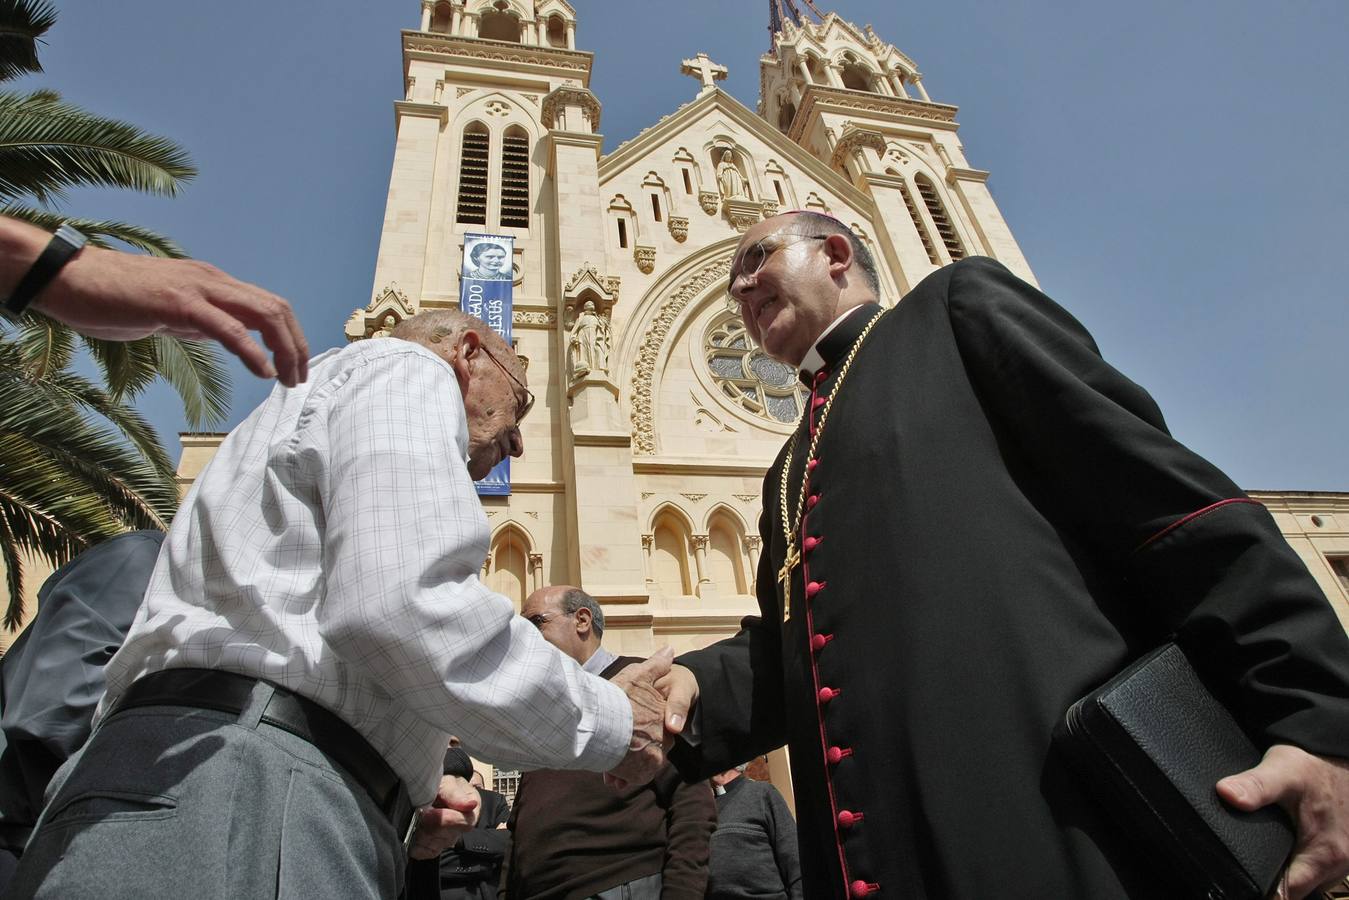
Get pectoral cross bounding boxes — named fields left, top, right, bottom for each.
left=777, top=542, right=800, bottom=621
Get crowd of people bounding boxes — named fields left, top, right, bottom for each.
left=1, top=210, right=1347, bottom=899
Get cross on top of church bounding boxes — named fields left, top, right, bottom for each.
left=680, top=52, right=728, bottom=95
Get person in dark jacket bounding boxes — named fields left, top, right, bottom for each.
left=706, top=764, right=801, bottom=900
left=438, top=747, right=510, bottom=900
left=503, top=586, right=716, bottom=900
left=0, top=531, right=164, bottom=892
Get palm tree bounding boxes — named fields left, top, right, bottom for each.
left=0, top=0, right=231, bottom=624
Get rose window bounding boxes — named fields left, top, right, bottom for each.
left=705, top=315, right=808, bottom=424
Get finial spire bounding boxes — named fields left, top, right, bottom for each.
left=768, top=0, right=826, bottom=47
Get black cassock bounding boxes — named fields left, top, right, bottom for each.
left=669, top=258, right=1349, bottom=899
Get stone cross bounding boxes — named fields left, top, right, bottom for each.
left=680, top=52, right=728, bottom=95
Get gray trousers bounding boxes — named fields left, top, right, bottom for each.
left=589, top=872, right=662, bottom=900
left=7, top=692, right=405, bottom=899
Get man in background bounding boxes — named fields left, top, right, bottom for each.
left=706, top=764, right=801, bottom=900
left=504, top=586, right=716, bottom=899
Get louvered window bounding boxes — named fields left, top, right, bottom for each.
left=455, top=128, right=490, bottom=225
left=914, top=174, right=964, bottom=260
left=899, top=180, right=939, bottom=265
left=499, top=130, right=530, bottom=228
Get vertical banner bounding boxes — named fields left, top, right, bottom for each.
left=460, top=233, right=515, bottom=496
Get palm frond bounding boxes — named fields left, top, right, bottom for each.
left=0, top=0, right=57, bottom=82
left=0, top=203, right=187, bottom=257
left=149, top=336, right=231, bottom=429
left=81, top=336, right=158, bottom=400
left=0, top=90, right=196, bottom=204
left=1, top=309, right=71, bottom=379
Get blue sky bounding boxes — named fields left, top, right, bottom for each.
left=19, top=1, right=1349, bottom=489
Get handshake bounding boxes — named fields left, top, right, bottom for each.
left=605, top=647, right=699, bottom=789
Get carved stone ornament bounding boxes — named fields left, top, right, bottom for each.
left=512, top=310, right=558, bottom=327
left=667, top=215, right=689, bottom=243
left=681, top=493, right=707, bottom=504
left=346, top=283, right=417, bottom=342
left=641, top=533, right=654, bottom=549
left=634, top=245, right=656, bottom=274
left=528, top=551, right=543, bottom=567
left=760, top=199, right=780, bottom=219
left=698, top=190, right=720, bottom=215
left=540, top=85, right=601, bottom=131
left=563, top=262, right=619, bottom=307
left=723, top=197, right=761, bottom=233
left=692, top=534, right=710, bottom=551
left=457, top=86, right=474, bottom=98
left=630, top=257, right=733, bottom=455
left=734, top=493, right=759, bottom=503
left=830, top=125, right=887, bottom=172
left=403, top=34, right=590, bottom=72
left=746, top=535, right=762, bottom=551
left=433, top=80, right=445, bottom=103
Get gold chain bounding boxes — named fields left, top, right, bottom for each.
left=777, top=308, right=888, bottom=606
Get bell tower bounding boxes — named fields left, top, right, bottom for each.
left=757, top=1, right=1035, bottom=290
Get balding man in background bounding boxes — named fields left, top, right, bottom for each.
left=8, top=311, right=670, bottom=900
left=503, top=586, right=715, bottom=900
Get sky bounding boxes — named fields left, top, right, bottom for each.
left=17, top=1, right=1349, bottom=490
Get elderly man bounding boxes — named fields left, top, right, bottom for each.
left=7, top=310, right=669, bottom=900
left=503, top=586, right=716, bottom=900
left=662, top=212, right=1349, bottom=899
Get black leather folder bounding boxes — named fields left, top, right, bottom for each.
left=1055, top=643, right=1294, bottom=900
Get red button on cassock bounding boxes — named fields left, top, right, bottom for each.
left=817, top=686, right=839, bottom=703
left=807, top=459, right=819, bottom=472
left=837, top=809, right=863, bottom=828
left=807, top=494, right=819, bottom=509
left=806, top=580, right=824, bottom=598
left=810, top=633, right=831, bottom=652
left=803, top=536, right=821, bottom=552
left=827, top=745, right=851, bottom=764
left=811, top=395, right=826, bottom=409
left=814, top=369, right=828, bottom=385
left=850, top=880, right=879, bottom=898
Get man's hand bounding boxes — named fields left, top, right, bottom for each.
left=1216, top=744, right=1349, bottom=899
left=20, top=227, right=310, bottom=386
left=606, top=647, right=674, bottom=789
left=407, top=774, right=480, bottom=860
left=658, top=663, right=700, bottom=749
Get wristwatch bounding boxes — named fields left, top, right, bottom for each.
left=2, top=223, right=88, bottom=320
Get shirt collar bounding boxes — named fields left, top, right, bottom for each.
left=797, top=303, right=881, bottom=383
left=581, top=645, right=617, bottom=676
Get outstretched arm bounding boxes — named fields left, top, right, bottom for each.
left=0, top=216, right=308, bottom=386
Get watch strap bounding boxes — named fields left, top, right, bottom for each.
left=2, top=223, right=88, bottom=319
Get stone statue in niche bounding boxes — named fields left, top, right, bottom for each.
left=716, top=150, right=747, bottom=199
left=568, top=300, right=610, bottom=379
left=370, top=313, right=397, bottom=338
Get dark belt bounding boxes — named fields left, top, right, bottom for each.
left=110, top=668, right=415, bottom=837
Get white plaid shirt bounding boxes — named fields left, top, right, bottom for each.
left=100, top=339, right=632, bottom=804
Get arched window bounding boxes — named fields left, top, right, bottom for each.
left=805, top=55, right=825, bottom=84
left=545, top=14, right=567, bottom=48
left=777, top=100, right=796, bottom=132
left=479, top=9, right=521, bottom=42
left=652, top=512, right=693, bottom=597
left=707, top=512, right=747, bottom=595
left=898, top=179, right=939, bottom=265
left=455, top=123, right=490, bottom=225
left=499, top=125, right=530, bottom=228
left=841, top=62, right=875, bottom=92
left=914, top=174, right=965, bottom=260
left=430, top=1, right=453, bottom=33
left=705, top=314, right=809, bottom=424
left=487, top=527, right=530, bottom=611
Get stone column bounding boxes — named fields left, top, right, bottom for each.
left=566, top=21, right=576, bottom=49
left=796, top=59, right=812, bottom=85
left=891, top=70, right=910, bottom=98
left=825, top=63, right=844, bottom=88
left=641, top=535, right=655, bottom=587
left=420, top=0, right=432, bottom=32
left=529, top=553, right=544, bottom=592
left=913, top=76, right=931, bottom=102
left=746, top=534, right=762, bottom=577
left=691, top=535, right=711, bottom=591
